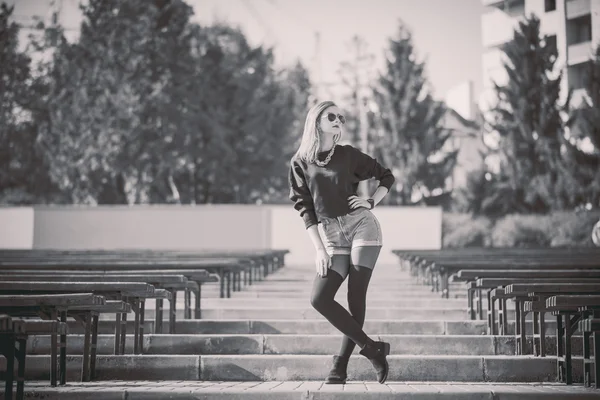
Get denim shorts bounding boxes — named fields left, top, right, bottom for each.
left=318, top=207, right=383, bottom=257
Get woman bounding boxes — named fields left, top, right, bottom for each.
left=288, top=100, right=395, bottom=384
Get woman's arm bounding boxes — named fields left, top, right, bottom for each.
left=307, top=224, right=326, bottom=252
left=307, top=224, right=331, bottom=276
left=351, top=147, right=395, bottom=193
left=370, top=185, right=389, bottom=206
left=288, top=161, right=319, bottom=229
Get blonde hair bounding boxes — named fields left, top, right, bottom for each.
left=294, top=100, right=341, bottom=164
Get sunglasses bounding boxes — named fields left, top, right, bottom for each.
left=322, top=112, right=346, bottom=124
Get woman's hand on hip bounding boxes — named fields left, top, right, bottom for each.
left=348, top=195, right=369, bottom=210
left=315, top=249, right=331, bottom=277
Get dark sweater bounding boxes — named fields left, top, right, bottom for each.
left=288, top=144, right=395, bottom=229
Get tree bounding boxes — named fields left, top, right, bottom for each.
left=485, top=15, right=569, bottom=213
left=372, top=22, right=457, bottom=205
left=337, top=35, right=376, bottom=197
left=0, top=2, right=59, bottom=204
left=37, top=0, right=195, bottom=204
left=564, top=44, right=600, bottom=208
left=167, top=23, right=311, bottom=204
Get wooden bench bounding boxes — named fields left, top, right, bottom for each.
left=1, top=314, right=69, bottom=400
left=0, top=281, right=169, bottom=377
left=0, top=258, right=245, bottom=299
left=392, top=248, right=600, bottom=298
left=454, top=269, right=600, bottom=322
left=503, top=284, right=600, bottom=356
left=544, top=295, right=600, bottom=386
left=578, top=316, right=600, bottom=389
left=0, top=269, right=218, bottom=321
left=0, top=248, right=288, bottom=293
left=472, top=277, right=600, bottom=334
left=0, top=273, right=189, bottom=334
left=0, top=293, right=104, bottom=389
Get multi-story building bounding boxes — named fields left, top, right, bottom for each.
left=480, top=0, right=600, bottom=113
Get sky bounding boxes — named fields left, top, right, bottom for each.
left=9, top=0, right=485, bottom=103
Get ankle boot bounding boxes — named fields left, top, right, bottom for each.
left=359, top=339, right=390, bottom=384
left=325, top=355, right=349, bottom=384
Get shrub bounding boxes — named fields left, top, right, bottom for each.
left=490, top=214, right=553, bottom=247
left=443, top=216, right=492, bottom=248
left=547, top=210, right=600, bottom=247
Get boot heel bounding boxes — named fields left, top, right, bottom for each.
left=382, top=342, right=390, bottom=355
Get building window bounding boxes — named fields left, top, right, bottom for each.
left=567, top=15, right=592, bottom=45
left=545, top=0, right=556, bottom=12
left=546, top=34, right=557, bottom=52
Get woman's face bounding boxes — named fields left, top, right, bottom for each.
left=318, top=106, right=345, bottom=138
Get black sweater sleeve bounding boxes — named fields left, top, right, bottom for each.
left=288, top=160, right=319, bottom=229
left=351, top=146, right=395, bottom=190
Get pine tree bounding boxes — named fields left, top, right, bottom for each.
left=372, top=22, right=457, bottom=205
left=564, top=44, right=600, bottom=208
left=485, top=14, right=569, bottom=213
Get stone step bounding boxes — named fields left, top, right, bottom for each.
left=67, top=320, right=154, bottom=335
left=11, top=381, right=600, bottom=400
left=26, top=334, right=589, bottom=357
left=0, top=354, right=584, bottom=382
left=69, top=318, right=541, bottom=336
left=203, top=287, right=452, bottom=295
left=131, top=307, right=520, bottom=321
left=198, top=298, right=475, bottom=308
left=218, top=291, right=466, bottom=299
left=168, top=319, right=560, bottom=336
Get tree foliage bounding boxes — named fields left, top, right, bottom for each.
left=372, top=22, right=457, bottom=205
left=1, top=0, right=310, bottom=205
left=482, top=15, right=573, bottom=214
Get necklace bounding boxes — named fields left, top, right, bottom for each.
left=315, top=145, right=336, bottom=166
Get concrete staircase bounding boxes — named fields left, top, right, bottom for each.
left=8, top=261, right=600, bottom=399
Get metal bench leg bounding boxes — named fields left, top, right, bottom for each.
left=227, top=272, right=232, bottom=298
left=133, top=298, right=140, bottom=354
left=584, top=330, right=591, bottom=387
left=3, top=334, right=15, bottom=400
left=500, top=299, right=508, bottom=335
left=90, top=314, right=99, bottom=380
left=514, top=300, right=520, bottom=354
left=520, top=307, right=527, bottom=355
left=194, top=285, right=202, bottom=319
left=184, top=289, right=191, bottom=319
left=593, top=332, right=599, bottom=389
left=114, top=313, right=122, bottom=355
left=139, top=300, right=145, bottom=354
left=59, top=311, right=68, bottom=385
left=16, top=336, right=26, bottom=400
left=219, top=271, right=225, bottom=298
left=82, top=312, right=91, bottom=382
left=539, top=311, right=546, bottom=357
left=557, top=315, right=565, bottom=382
left=120, top=308, right=127, bottom=355
left=49, top=310, right=58, bottom=387
left=565, top=312, right=573, bottom=385
left=477, top=289, right=483, bottom=320
left=170, top=290, right=177, bottom=334
left=532, top=311, right=539, bottom=356
left=486, top=290, right=492, bottom=334
left=467, top=288, right=474, bottom=320
left=155, top=299, right=163, bottom=335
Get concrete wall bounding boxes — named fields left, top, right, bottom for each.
left=0, top=206, right=442, bottom=265
left=0, top=207, right=34, bottom=249
left=32, top=205, right=271, bottom=250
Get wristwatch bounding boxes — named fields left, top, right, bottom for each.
left=367, top=199, right=375, bottom=210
